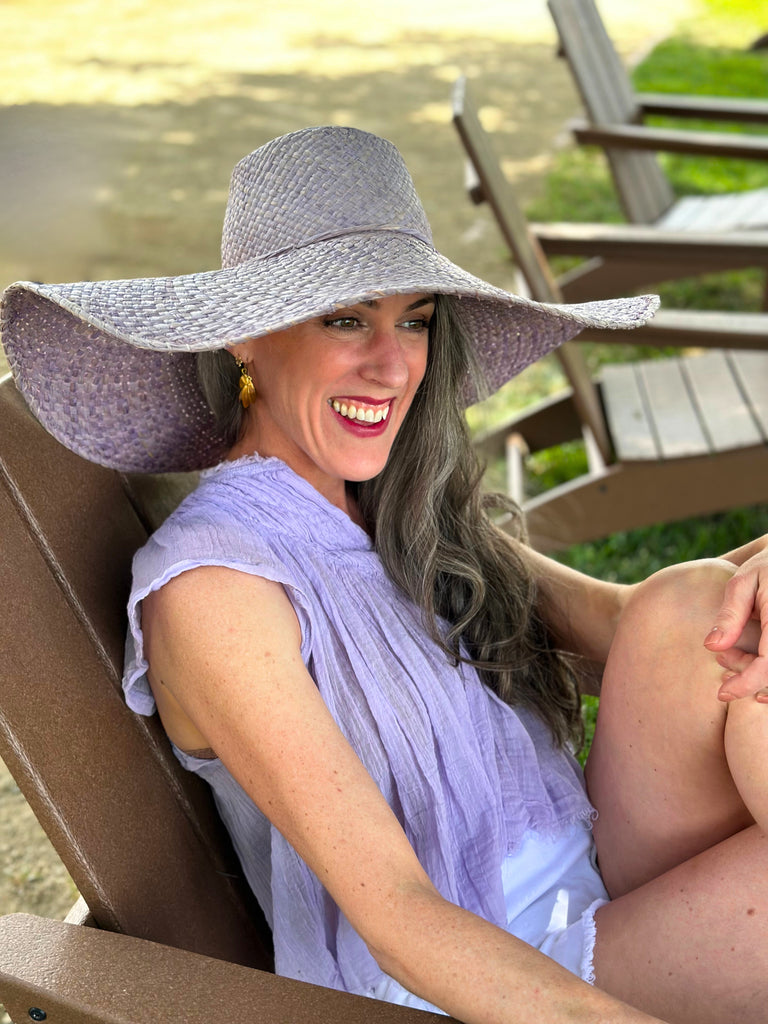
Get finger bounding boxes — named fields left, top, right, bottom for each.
left=704, top=572, right=758, bottom=649
left=711, top=619, right=761, bottom=658
left=760, top=601, right=768, bottom=658
left=716, top=648, right=757, bottom=673
left=717, top=654, right=768, bottom=701
left=738, top=618, right=762, bottom=655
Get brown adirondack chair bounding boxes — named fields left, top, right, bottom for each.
left=0, top=374, right=448, bottom=1024
left=452, top=76, right=768, bottom=550
left=547, top=0, right=768, bottom=302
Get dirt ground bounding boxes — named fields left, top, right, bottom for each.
left=0, top=0, right=701, bottom=949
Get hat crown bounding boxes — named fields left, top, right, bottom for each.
left=220, top=126, right=434, bottom=268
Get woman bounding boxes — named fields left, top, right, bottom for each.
left=2, top=126, right=767, bottom=1024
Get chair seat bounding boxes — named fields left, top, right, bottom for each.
left=657, top=188, right=768, bottom=232
left=601, top=350, right=768, bottom=461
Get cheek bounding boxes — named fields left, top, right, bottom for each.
left=411, top=344, right=429, bottom=390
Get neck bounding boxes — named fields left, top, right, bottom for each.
left=225, top=439, right=369, bottom=532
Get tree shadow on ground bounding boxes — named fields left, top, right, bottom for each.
left=0, top=36, right=576, bottom=296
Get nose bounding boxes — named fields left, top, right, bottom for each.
left=361, top=326, right=410, bottom=389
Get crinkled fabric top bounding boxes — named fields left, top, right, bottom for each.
left=123, top=455, right=594, bottom=995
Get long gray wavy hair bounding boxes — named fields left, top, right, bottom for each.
left=197, top=295, right=582, bottom=748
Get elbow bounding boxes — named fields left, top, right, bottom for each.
left=365, top=938, right=427, bottom=1001
left=366, top=940, right=404, bottom=981
left=358, top=879, right=446, bottom=990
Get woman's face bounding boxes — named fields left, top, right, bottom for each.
left=229, top=292, right=433, bottom=512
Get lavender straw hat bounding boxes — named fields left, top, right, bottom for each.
left=1, top=125, right=658, bottom=473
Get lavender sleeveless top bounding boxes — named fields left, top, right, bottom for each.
left=123, top=455, right=594, bottom=995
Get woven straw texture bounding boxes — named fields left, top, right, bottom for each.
left=0, top=126, right=658, bottom=472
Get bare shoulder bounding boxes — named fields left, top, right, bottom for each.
left=144, top=564, right=301, bottom=653
left=141, top=565, right=302, bottom=754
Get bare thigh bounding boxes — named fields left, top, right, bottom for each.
left=593, top=825, right=768, bottom=1024
left=584, top=560, right=768, bottom=1023
left=585, top=560, right=754, bottom=897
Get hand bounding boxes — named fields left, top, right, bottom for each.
left=704, top=544, right=768, bottom=702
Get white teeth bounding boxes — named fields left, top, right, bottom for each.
left=331, top=400, right=390, bottom=424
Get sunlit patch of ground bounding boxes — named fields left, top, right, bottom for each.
left=1, top=0, right=700, bottom=105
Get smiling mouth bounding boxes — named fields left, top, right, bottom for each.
left=330, top=399, right=391, bottom=424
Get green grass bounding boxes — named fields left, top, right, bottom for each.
left=633, top=36, right=768, bottom=104
left=634, top=36, right=768, bottom=203
left=481, top=28, right=768, bottom=758
left=558, top=505, right=768, bottom=585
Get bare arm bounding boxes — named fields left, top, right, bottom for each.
left=142, top=565, right=660, bottom=1024
left=511, top=540, right=634, bottom=665
left=720, top=534, right=768, bottom=567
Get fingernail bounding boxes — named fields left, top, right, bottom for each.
left=756, top=688, right=768, bottom=703
left=718, top=688, right=736, bottom=702
left=704, top=626, right=724, bottom=647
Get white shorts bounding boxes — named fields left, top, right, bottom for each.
left=371, top=823, right=609, bottom=1012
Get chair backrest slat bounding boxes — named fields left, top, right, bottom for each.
left=452, top=78, right=612, bottom=463
left=548, top=0, right=675, bottom=222
left=0, top=377, right=272, bottom=969
left=452, top=79, right=561, bottom=304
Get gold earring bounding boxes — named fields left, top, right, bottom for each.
left=235, top=358, right=256, bottom=409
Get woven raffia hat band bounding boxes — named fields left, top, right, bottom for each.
left=1, top=125, right=659, bottom=473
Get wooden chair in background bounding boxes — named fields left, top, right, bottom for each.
left=547, top=0, right=768, bottom=302
left=453, top=76, right=768, bottom=550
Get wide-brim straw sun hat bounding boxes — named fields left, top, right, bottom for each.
left=1, top=125, right=658, bottom=473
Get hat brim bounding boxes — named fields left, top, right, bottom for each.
left=1, top=231, right=658, bottom=473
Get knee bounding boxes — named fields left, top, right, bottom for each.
left=601, top=559, right=736, bottom=715
left=621, top=558, right=735, bottom=644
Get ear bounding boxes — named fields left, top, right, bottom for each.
left=226, top=338, right=260, bottom=363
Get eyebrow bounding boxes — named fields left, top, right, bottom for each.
left=359, top=296, right=436, bottom=311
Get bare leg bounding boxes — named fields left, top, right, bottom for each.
left=585, top=559, right=768, bottom=1023
left=593, top=826, right=768, bottom=1024
left=586, top=560, right=755, bottom=897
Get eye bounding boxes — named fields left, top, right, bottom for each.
left=400, top=316, right=432, bottom=332
left=323, top=316, right=361, bottom=332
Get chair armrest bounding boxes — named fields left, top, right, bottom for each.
left=581, top=309, right=768, bottom=350
left=570, top=119, right=768, bottom=160
left=0, top=913, right=449, bottom=1024
left=631, top=309, right=768, bottom=349
left=635, top=92, right=768, bottom=124
left=531, top=220, right=768, bottom=263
